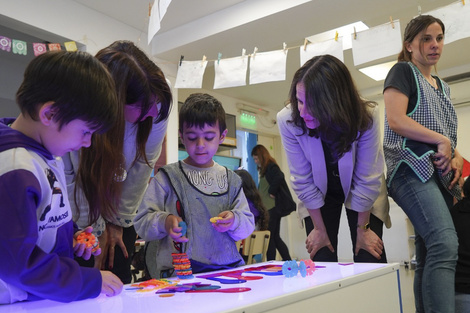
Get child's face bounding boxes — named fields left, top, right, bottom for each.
left=179, top=121, right=227, bottom=168
left=43, top=119, right=94, bottom=157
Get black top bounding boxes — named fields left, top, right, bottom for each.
left=321, top=140, right=344, bottom=201
left=384, top=62, right=442, bottom=114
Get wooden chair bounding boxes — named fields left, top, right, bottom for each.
left=239, top=230, right=271, bottom=265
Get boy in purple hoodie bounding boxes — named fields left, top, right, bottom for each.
left=0, top=51, right=123, bottom=304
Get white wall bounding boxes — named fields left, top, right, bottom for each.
left=0, top=0, right=182, bottom=163
left=455, top=104, right=470, bottom=158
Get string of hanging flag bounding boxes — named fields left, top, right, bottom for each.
left=0, top=37, right=79, bottom=56
left=173, top=0, right=469, bottom=89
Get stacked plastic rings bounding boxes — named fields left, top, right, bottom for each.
left=76, top=232, right=99, bottom=253
left=172, top=253, right=193, bottom=279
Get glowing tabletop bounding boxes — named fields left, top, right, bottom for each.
left=2, top=261, right=402, bottom=313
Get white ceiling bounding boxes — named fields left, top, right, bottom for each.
left=72, top=0, right=470, bottom=112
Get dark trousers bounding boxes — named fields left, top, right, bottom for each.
left=104, top=225, right=137, bottom=284
left=267, top=207, right=291, bottom=261
left=304, top=199, right=387, bottom=263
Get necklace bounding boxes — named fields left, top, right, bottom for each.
left=113, top=154, right=128, bottom=182
left=425, top=76, right=438, bottom=89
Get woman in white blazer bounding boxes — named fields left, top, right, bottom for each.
left=277, top=55, right=391, bottom=262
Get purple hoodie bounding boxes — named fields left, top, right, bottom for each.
left=0, top=118, right=101, bottom=304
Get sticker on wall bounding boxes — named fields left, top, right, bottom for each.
left=64, top=41, right=78, bottom=52
left=33, top=43, right=47, bottom=56
left=12, top=39, right=27, bottom=55
left=48, top=43, right=61, bottom=51
left=0, top=36, right=12, bottom=52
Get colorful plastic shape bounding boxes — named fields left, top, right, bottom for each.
left=282, top=260, right=298, bottom=278
left=178, top=221, right=187, bottom=236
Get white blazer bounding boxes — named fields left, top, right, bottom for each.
left=277, top=105, right=391, bottom=228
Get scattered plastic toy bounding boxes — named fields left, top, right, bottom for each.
left=282, top=260, right=299, bottom=278
left=128, top=279, right=177, bottom=292
left=282, top=260, right=316, bottom=278
left=298, top=260, right=307, bottom=277
left=302, top=259, right=316, bottom=275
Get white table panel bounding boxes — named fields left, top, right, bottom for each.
left=1, top=261, right=402, bottom=313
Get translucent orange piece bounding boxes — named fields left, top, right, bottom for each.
left=130, top=279, right=178, bottom=293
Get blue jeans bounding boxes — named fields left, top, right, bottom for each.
left=455, top=292, right=470, bottom=313
left=389, top=165, right=457, bottom=313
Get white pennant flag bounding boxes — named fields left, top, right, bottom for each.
left=427, top=1, right=470, bottom=45
left=175, top=60, right=208, bottom=89
left=351, top=20, right=402, bottom=66
left=147, top=0, right=160, bottom=45
left=300, top=37, right=344, bottom=66
left=249, top=49, right=288, bottom=85
left=214, top=55, right=248, bottom=89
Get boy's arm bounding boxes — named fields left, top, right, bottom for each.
left=133, top=172, right=173, bottom=241
left=0, top=170, right=102, bottom=303
left=226, top=188, right=255, bottom=241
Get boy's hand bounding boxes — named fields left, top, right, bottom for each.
left=73, top=226, right=101, bottom=260
left=100, top=271, right=123, bottom=297
left=165, top=215, right=189, bottom=242
left=211, top=211, right=235, bottom=232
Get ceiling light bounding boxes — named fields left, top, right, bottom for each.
left=306, top=21, right=369, bottom=50
left=359, top=61, right=397, bottom=81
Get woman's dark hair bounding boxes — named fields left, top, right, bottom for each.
left=76, top=40, right=172, bottom=224
left=398, top=15, right=445, bottom=62
left=235, top=169, right=269, bottom=231
left=288, top=54, right=375, bottom=161
left=251, top=144, right=277, bottom=177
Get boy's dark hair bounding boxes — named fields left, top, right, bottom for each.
left=16, top=50, right=117, bottom=133
left=179, top=93, right=226, bottom=134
